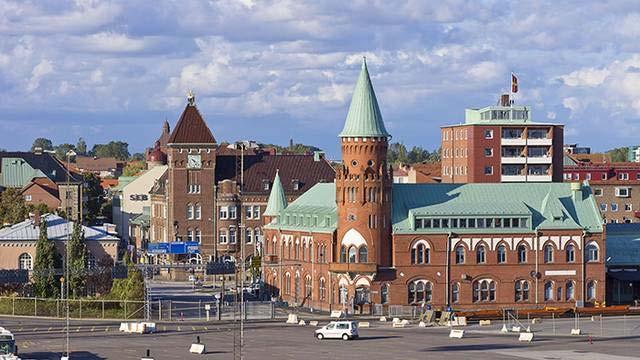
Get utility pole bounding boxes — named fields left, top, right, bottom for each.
left=64, top=150, right=76, bottom=360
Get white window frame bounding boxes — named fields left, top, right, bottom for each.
left=229, top=206, right=237, bottom=219
left=619, top=173, right=629, bottom=180
left=593, top=188, right=603, bottom=197
left=611, top=203, right=619, bottom=212
left=600, top=203, right=607, bottom=211
left=484, top=129, right=493, bottom=139
left=615, top=187, right=630, bottom=198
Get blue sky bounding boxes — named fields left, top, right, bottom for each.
left=1, top=1, right=640, bottom=158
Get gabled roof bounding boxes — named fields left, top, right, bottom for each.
left=168, top=104, right=216, bottom=144
left=0, top=152, right=79, bottom=187
left=339, top=58, right=390, bottom=138
left=264, top=170, right=288, bottom=216
left=215, top=152, right=335, bottom=196
left=0, top=214, right=119, bottom=241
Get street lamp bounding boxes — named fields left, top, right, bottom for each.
left=63, top=149, right=76, bottom=360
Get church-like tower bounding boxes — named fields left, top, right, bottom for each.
left=335, top=59, right=393, bottom=269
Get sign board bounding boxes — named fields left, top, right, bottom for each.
left=0, top=269, right=28, bottom=284
left=206, top=262, right=236, bottom=275
left=147, top=242, right=199, bottom=255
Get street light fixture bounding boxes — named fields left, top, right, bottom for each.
left=63, top=149, right=76, bottom=360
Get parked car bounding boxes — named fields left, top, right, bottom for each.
left=315, top=321, right=358, bottom=340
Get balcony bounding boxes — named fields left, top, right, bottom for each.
left=527, top=138, right=552, bottom=146
left=501, top=138, right=526, bottom=146
left=527, top=156, right=552, bottom=164
left=329, top=262, right=377, bottom=274
left=501, top=156, right=526, bottom=164
left=501, top=175, right=527, bottom=182
left=527, top=174, right=552, bottom=182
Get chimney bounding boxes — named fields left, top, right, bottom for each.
left=33, top=147, right=43, bottom=155
left=313, top=151, right=325, bottom=162
left=500, top=94, right=510, bottom=107
left=571, top=182, right=582, bottom=201
left=34, top=209, right=41, bottom=227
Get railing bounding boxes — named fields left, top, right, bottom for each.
left=0, top=297, right=145, bottom=320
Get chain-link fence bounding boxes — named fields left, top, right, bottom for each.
left=0, top=297, right=145, bottom=320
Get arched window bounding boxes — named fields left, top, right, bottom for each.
left=187, top=228, right=194, bottom=242
left=284, top=273, right=291, bottom=295
left=358, top=246, right=368, bottom=263
left=515, top=280, right=530, bottom=302
left=455, top=246, right=465, bottom=264
left=476, top=245, right=486, bottom=264
left=544, top=281, right=553, bottom=301
left=452, top=283, right=460, bottom=303
left=245, top=228, right=253, bottom=244
left=194, top=203, right=201, bottom=220
left=187, top=203, right=194, bottom=219
left=411, top=242, right=430, bottom=264
left=319, top=278, right=326, bottom=300
left=566, top=244, right=575, bottom=263
left=305, top=275, right=312, bottom=298
left=348, top=246, right=357, bottom=263
left=497, top=245, right=506, bottom=264
left=295, top=242, right=300, bottom=259
left=340, top=246, right=347, bottom=263
left=587, top=280, right=596, bottom=301
left=473, top=279, right=496, bottom=303
left=408, top=280, right=432, bottom=304
left=195, top=228, right=201, bottom=243
left=586, top=243, right=599, bottom=262
left=18, top=253, right=32, bottom=270
left=518, top=245, right=527, bottom=263
left=544, top=244, right=554, bottom=263
left=566, top=281, right=575, bottom=301
left=229, top=227, right=237, bottom=244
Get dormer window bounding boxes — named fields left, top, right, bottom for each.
left=262, top=180, right=270, bottom=191
left=292, top=179, right=300, bottom=191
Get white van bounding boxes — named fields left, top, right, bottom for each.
left=315, top=321, right=358, bottom=340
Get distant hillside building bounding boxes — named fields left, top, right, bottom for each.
left=393, top=163, right=441, bottom=184
left=441, top=95, right=564, bottom=183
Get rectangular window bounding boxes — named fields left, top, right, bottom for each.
left=586, top=173, right=591, bottom=180
left=619, top=173, right=629, bottom=180
left=625, top=203, right=633, bottom=212
left=468, top=218, right=476, bottom=228
left=245, top=206, right=252, bottom=219
left=615, top=187, right=630, bottom=197
left=601, top=173, right=607, bottom=180
left=229, top=227, right=237, bottom=243
left=24, top=195, right=32, bottom=201
left=484, top=166, right=493, bottom=175
left=477, top=218, right=486, bottom=228
left=229, top=206, right=237, bottom=219
left=484, top=148, right=493, bottom=157
left=484, top=129, right=493, bottom=139
left=572, top=173, right=579, bottom=180
left=424, top=219, right=432, bottom=228
left=611, top=203, right=619, bottom=212
left=600, top=203, right=607, bottom=211
left=220, top=206, right=228, bottom=219
left=564, top=173, right=572, bottom=180
left=593, top=188, right=603, bottom=196
left=218, top=230, right=228, bottom=244
left=253, top=206, right=260, bottom=219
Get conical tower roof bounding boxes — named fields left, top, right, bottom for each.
left=263, top=170, right=288, bottom=216
left=168, top=94, right=216, bottom=144
left=339, top=58, right=390, bottom=138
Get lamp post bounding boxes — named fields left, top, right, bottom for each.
left=64, top=149, right=76, bottom=360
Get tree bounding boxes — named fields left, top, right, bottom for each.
left=0, top=188, right=30, bottom=225
left=32, top=220, right=61, bottom=298
left=109, top=263, right=144, bottom=301
left=83, top=173, right=104, bottom=224
left=249, top=255, right=262, bottom=279
left=123, top=162, right=146, bottom=177
left=130, top=153, right=145, bottom=161
left=55, top=143, right=76, bottom=160
left=31, top=138, right=53, bottom=152
left=67, top=222, right=87, bottom=298
left=607, top=147, right=629, bottom=163
left=76, top=138, right=87, bottom=156
left=90, top=141, right=130, bottom=160
left=258, top=142, right=322, bottom=154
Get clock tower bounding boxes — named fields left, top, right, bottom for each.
left=167, top=92, right=217, bottom=259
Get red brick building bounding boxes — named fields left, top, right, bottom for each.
left=262, top=60, right=605, bottom=313
left=441, top=95, right=564, bottom=183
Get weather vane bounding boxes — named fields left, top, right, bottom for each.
left=187, top=89, right=195, bottom=106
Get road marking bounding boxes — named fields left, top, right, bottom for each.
left=17, top=328, right=22, bottom=332
left=33, top=327, right=38, bottom=332
left=163, top=326, right=167, bottom=332
left=204, top=326, right=209, bottom=331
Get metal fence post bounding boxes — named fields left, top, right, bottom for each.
left=79, top=299, right=82, bottom=319
left=124, top=301, right=128, bottom=320
left=12, top=297, right=15, bottom=316
left=159, top=300, right=162, bottom=321
left=57, top=299, right=59, bottom=318
left=199, top=300, right=202, bottom=320
left=102, top=300, right=105, bottom=319
left=168, top=300, right=172, bottom=321
left=34, top=298, right=37, bottom=317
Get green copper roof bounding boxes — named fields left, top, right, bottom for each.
left=339, top=59, right=390, bottom=138
left=263, top=170, right=288, bottom=217
left=0, top=158, right=47, bottom=188
left=563, top=154, right=578, bottom=166
left=393, top=182, right=603, bottom=234
left=264, top=183, right=337, bottom=233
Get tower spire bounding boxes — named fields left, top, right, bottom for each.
left=264, top=169, right=288, bottom=217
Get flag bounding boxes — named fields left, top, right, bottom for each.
left=511, top=73, right=518, bottom=93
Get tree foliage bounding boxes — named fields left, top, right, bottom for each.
left=258, top=142, right=322, bottom=154
left=130, top=153, right=145, bottom=161
left=607, top=147, right=629, bottom=163
left=0, top=188, right=30, bottom=225
left=387, top=142, right=441, bottom=165
left=83, top=172, right=104, bottom=224
left=90, top=141, right=130, bottom=161
left=109, top=264, right=144, bottom=301
left=31, top=138, right=53, bottom=152
left=55, top=143, right=77, bottom=160
left=122, top=161, right=146, bottom=177
left=33, top=220, right=61, bottom=298
left=76, top=137, right=87, bottom=156
left=68, top=222, right=87, bottom=298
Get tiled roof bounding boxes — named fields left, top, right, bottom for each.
left=74, top=156, right=123, bottom=171
left=339, top=59, right=390, bottom=138
left=0, top=214, right=119, bottom=241
left=22, top=177, right=59, bottom=199
left=215, top=152, right=335, bottom=196
left=168, top=104, right=216, bottom=144
left=0, top=152, right=79, bottom=186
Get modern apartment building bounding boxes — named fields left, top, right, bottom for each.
left=441, top=95, right=564, bottom=183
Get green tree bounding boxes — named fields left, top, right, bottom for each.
left=123, top=162, right=146, bottom=177
left=0, top=188, right=30, bottom=225
left=54, top=143, right=77, bottom=160
left=82, top=173, right=104, bottom=224
left=31, top=138, right=53, bottom=152
left=249, top=255, right=261, bottom=279
left=90, top=141, right=130, bottom=160
left=76, top=137, right=87, bottom=156
left=607, top=147, right=629, bottom=163
left=32, top=220, right=61, bottom=298
left=109, top=264, right=144, bottom=301
left=130, top=153, right=145, bottom=161
left=68, top=222, right=87, bottom=298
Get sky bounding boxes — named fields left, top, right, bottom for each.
left=2, top=1, right=640, bottom=158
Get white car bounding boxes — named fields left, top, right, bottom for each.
left=315, top=321, right=359, bottom=340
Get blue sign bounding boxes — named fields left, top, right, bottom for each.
left=148, top=242, right=199, bottom=255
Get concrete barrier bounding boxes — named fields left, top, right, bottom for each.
left=418, top=321, right=426, bottom=327
left=379, top=316, right=387, bottom=322
left=119, top=323, right=130, bottom=332
left=479, top=320, right=491, bottom=326
left=298, top=320, right=306, bottom=326
left=449, top=317, right=467, bottom=327
left=449, top=329, right=464, bottom=338
left=500, top=324, right=509, bottom=333
left=531, top=318, right=542, bottom=324
left=330, top=310, right=345, bottom=319
left=358, top=322, right=370, bottom=328
left=286, top=314, right=299, bottom=324
left=518, top=332, right=534, bottom=342
left=309, top=321, right=319, bottom=326
left=401, top=319, right=410, bottom=326
left=392, top=322, right=405, bottom=328
left=511, top=326, right=521, bottom=333
left=571, top=328, right=581, bottom=335
left=189, top=343, right=206, bottom=354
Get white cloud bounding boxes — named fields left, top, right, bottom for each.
left=467, top=61, right=504, bottom=82
left=560, top=68, right=610, bottom=87
left=26, top=59, right=53, bottom=92
left=69, top=32, right=150, bottom=53
left=562, top=97, right=582, bottom=117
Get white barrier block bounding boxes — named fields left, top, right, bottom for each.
left=532, top=318, right=541, bottom=324
left=400, top=319, right=410, bottom=326
left=358, top=322, right=370, bottom=328
left=500, top=324, right=509, bottom=333
left=141, top=358, right=154, bottom=360
left=309, top=321, right=319, bottom=326
left=330, top=310, right=345, bottom=319
left=119, top=322, right=129, bottom=332
left=511, top=326, right=521, bottom=333
left=298, top=320, right=306, bottom=326
left=392, top=322, right=405, bottom=328
left=379, top=316, right=387, bottom=322
left=479, top=320, right=491, bottom=326
left=518, top=332, right=534, bottom=342
left=189, top=343, right=206, bottom=354
left=449, top=329, right=464, bottom=338
left=571, top=328, right=581, bottom=335
left=286, top=314, right=299, bottom=324
left=419, top=321, right=426, bottom=328
left=392, top=317, right=401, bottom=323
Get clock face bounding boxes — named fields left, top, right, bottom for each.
left=187, top=154, right=202, bottom=169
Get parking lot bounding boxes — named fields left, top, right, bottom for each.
left=4, top=315, right=640, bottom=359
